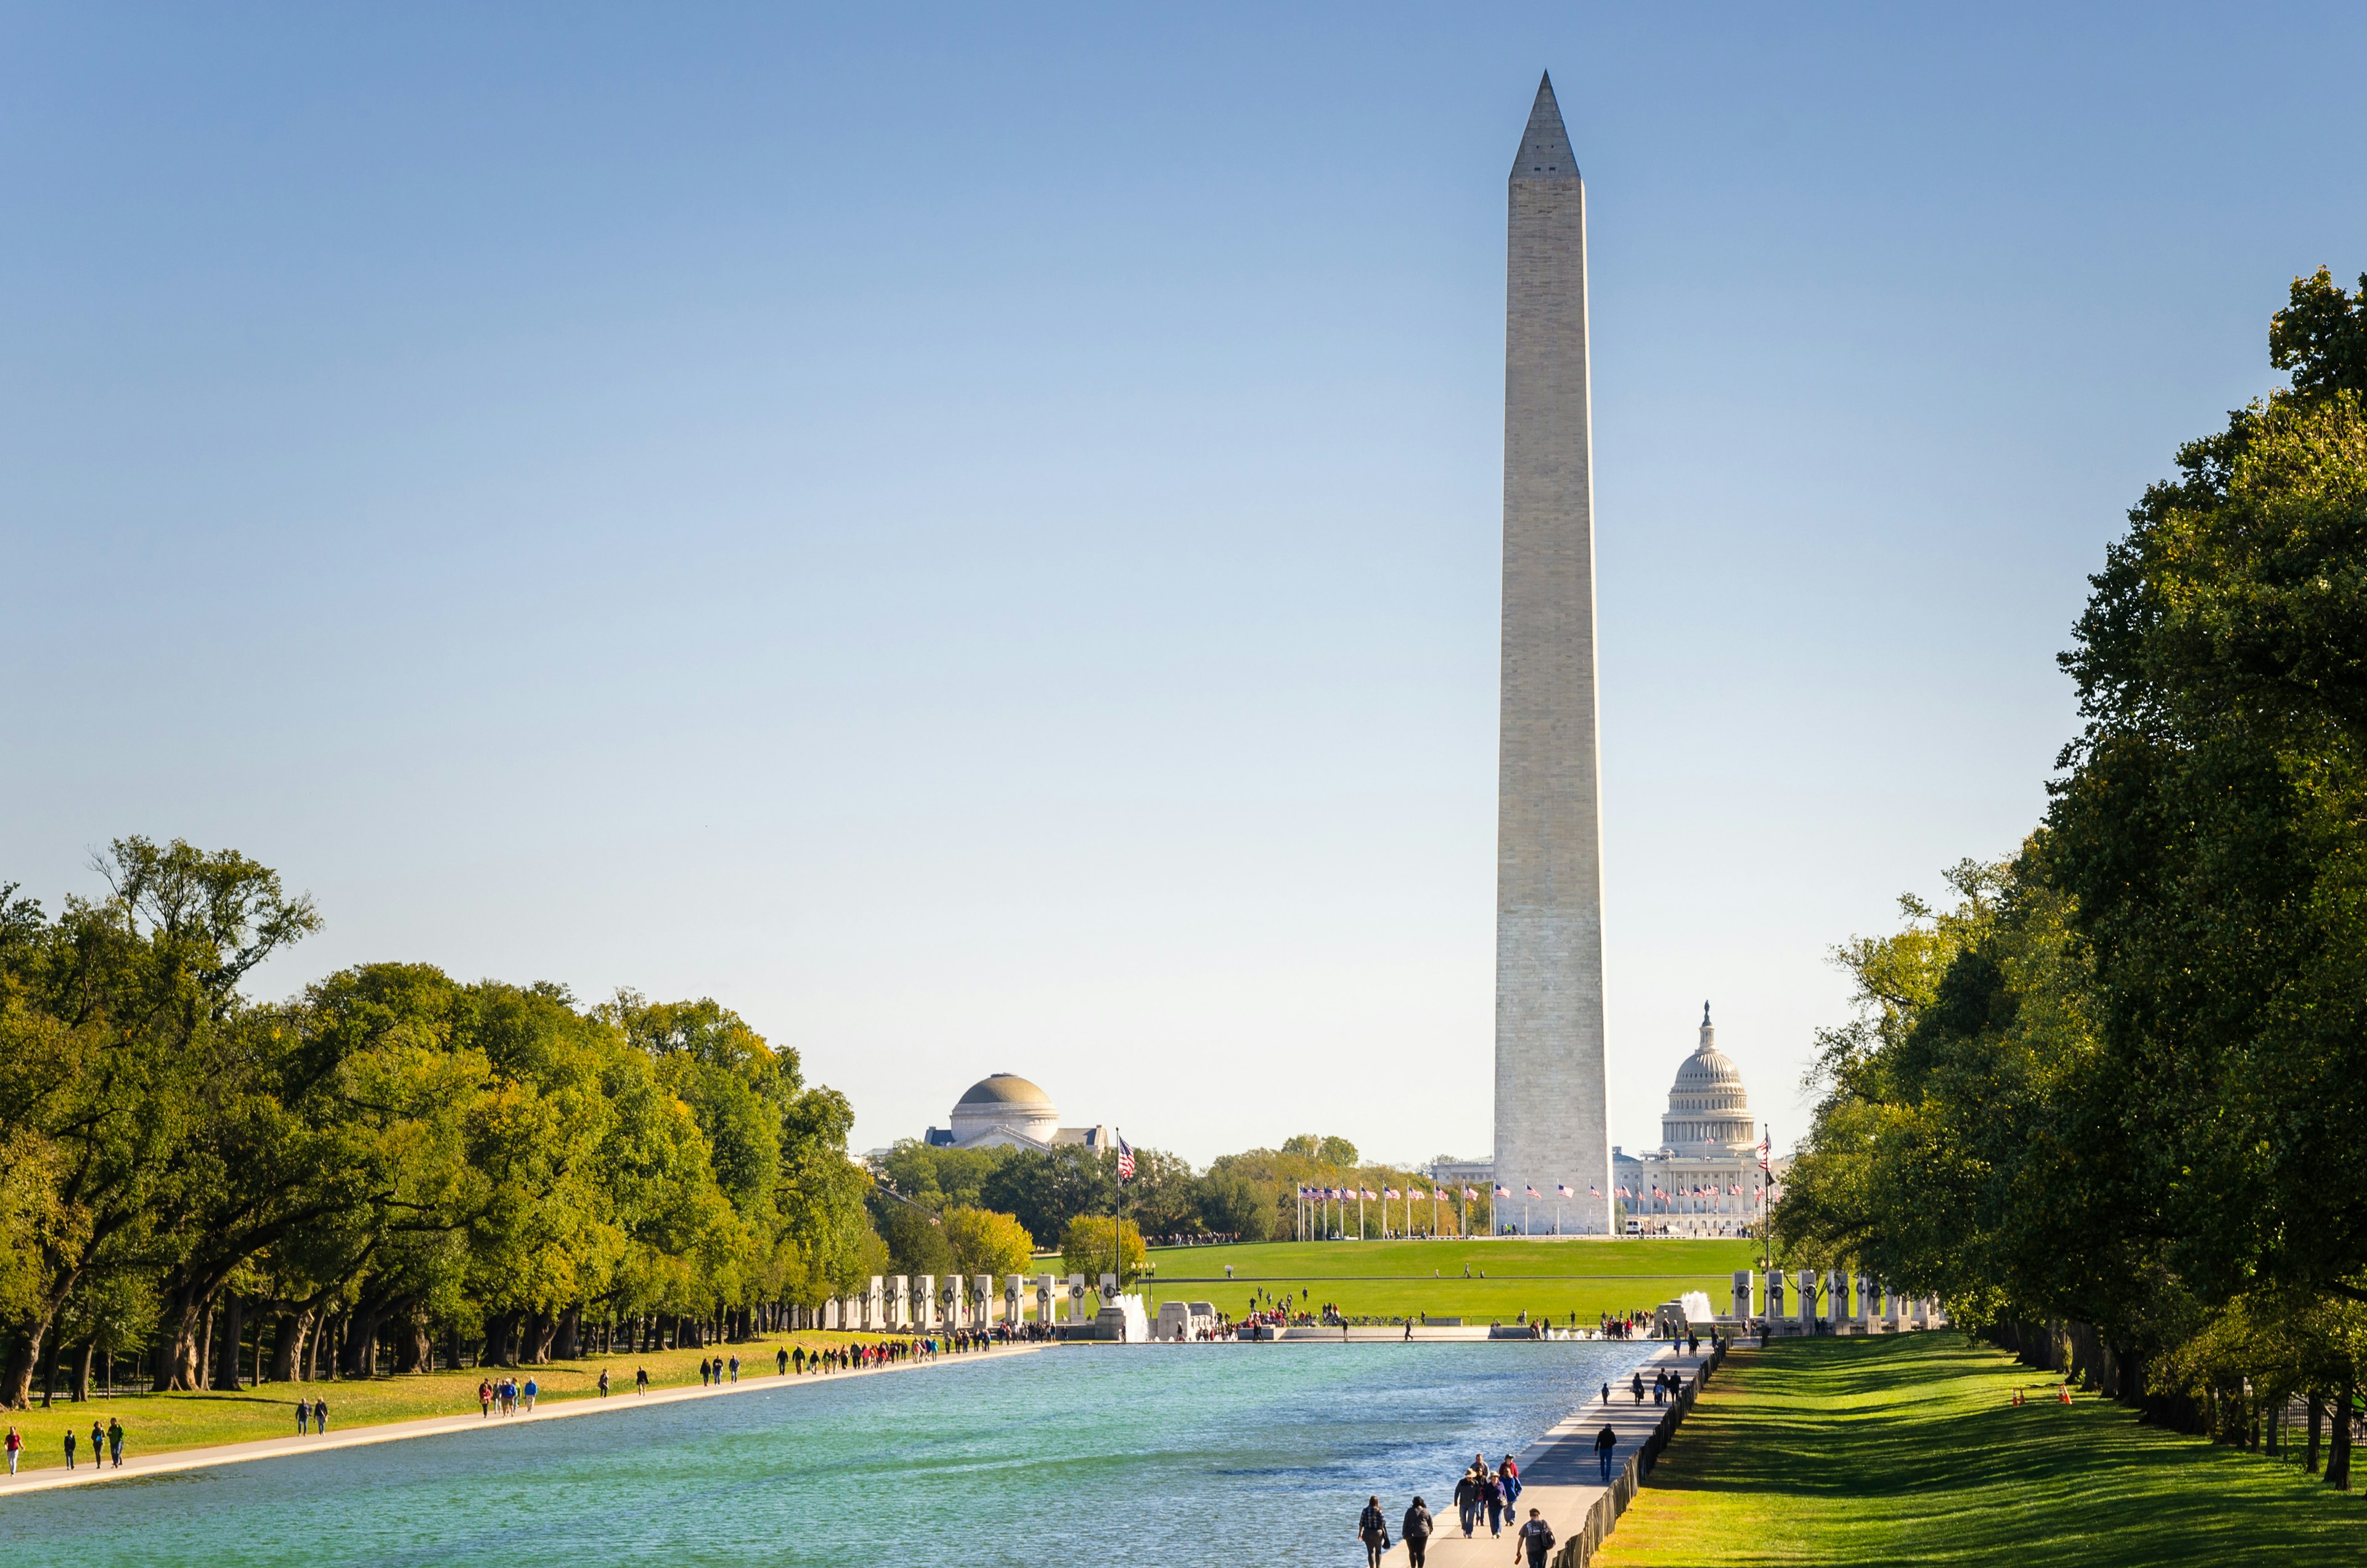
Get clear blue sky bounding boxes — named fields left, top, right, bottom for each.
left=6, top=4, right=2363, bottom=1167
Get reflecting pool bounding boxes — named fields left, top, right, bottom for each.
left=8, top=1340, right=1653, bottom=1566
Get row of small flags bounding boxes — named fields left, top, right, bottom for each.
left=1300, top=1183, right=1767, bottom=1201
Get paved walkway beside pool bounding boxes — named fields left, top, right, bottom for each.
left=1381, top=1341, right=1717, bottom=1568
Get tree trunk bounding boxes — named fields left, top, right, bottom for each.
left=211, top=1294, right=247, bottom=1391
left=481, top=1311, right=519, bottom=1368
left=2331, top=1382, right=2355, bottom=1490
left=0, top=1327, right=39, bottom=1411
left=341, top=1301, right=388, bottom=1379
left=268, top=1311, right=307, bottom=1382
left=552, top=1307, right=582, bottom=1362
left=70, top=1341, right=93, bottom=1402
left=393, top=1314, right=431, bottom=1374
left=150, top=1289, right=200, bottom=1392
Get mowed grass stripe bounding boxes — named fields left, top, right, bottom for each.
left=1135, top=1240, right=1762, bottom=1322
left=1589, top=1333, right=2365, bottom=1566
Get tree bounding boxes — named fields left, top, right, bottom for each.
left=0, top=838, right=317, bottom=1407
left=940, top=1207, right=1034, bottom=1278
left=0, top=839, right=877, bottom=1400
left=873, top=1202, right=954, bottom=1280
left=1197, top=1169, right=1272, bottom=1241
left=979, top=1147, right=1111, bottom=1245
left=2048, top=285, right=2367, bottom=1310
left=1060, top=1216, right=1144, bottom=1287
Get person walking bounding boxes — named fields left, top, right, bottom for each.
left=90, top=1421, right=105, bottom=1469
left=635, top=1365, right=649, bottom=1395
left=1594, top=1424, right=1618, bottom=1481
left=297, top=1400, right=310, bottom=1436
left=1514, top=1508, right=1556, bottom=1568
left=1630, top=1371, right=1645, bottom=1405
left=728, top=1354, right=740, bottom=1382
left=1355, top=1495, right=1391, bottom=1568
left=62, top=1426, right=76, bottom=1470
left=478, top=1379, right=493, bottom=1418
left=1453, top=1467, right=1482, bottom=1537
left=598, top=1368, right=610, bottom=1397
left=1401, top=1495, right=1434, bottom=1568
left=523, top=1376, right=538, bottom=1412
left=776, top=1347, right=788, bottom=1376
left=313, top=1397, right=328, bottom=1434
left=1484, top=1467, right=1507, bottom=1537
left=107, top=1416, right=126, bottom=1468
left=7, top=1424, right=22, bottom=1476
left=1499, top=1455, right=1522, bottom=1510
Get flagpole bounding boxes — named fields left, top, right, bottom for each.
left=1762, top=1124, right=1773, bottom=1280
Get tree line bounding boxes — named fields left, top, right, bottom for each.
left=870, top=1129, right=1489, bottom=1283
left=1776, top=268, right=2367, bottom=1480
left=0, top=838, right=877, bottom=1408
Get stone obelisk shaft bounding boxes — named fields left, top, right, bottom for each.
left=1491, top=73, right=1611, bottom=1235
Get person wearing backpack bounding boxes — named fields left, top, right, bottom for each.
left=1514, top=1508, right=1556, bottom=1568
left=1355, top=1495, right=1392, bottom=1568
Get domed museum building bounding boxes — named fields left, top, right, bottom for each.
left=923, top=1073, right=1111, bottom=1155
left=1611, top=1005, right=1764, bottom=1236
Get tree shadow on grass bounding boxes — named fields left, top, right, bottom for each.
left=1638, top=1336, right=2366, bottom=1566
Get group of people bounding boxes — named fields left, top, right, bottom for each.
left=1359, top=1455, right=1556, bottom=1568
left=292, top=1395, right=332, bottom=1433
left=1451, top=1452, right=1525, bottom=1538
left=1616, top=1365, right=1688, bottom=1408
left=6, top=1418, right=126, bottom=1475
left=475, top=1376, right=534, bottom=1416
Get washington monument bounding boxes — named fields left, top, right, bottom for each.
left=1491, top=72, right=1611, bottom=1235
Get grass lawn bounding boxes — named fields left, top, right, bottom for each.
left=1138, top=1238, right=1759, bottom=1324
left=0, top=1329, right=909, bottom=1476
left=1590, top=1332, right=2367, bottom=1566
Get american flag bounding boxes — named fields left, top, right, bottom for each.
left=1558, top=1185, right=1574, bottom=1198
left=1463, top=1186, right=1479, bottom=1201
left=1494, top=1185, right=1511, bottom=1198
left=1116, top=1134, right=1135, bottom=1182
left=1757, top=1134, right=1770, bottom=1174
left=1384, top=1188, right=1400, bottom=1201
left=1526, top=1185, right=1541, bottom=1198
left=1589, top=1185, right=1601, bottom=1199
left=1362, top=1188, right=1378, bottom=1202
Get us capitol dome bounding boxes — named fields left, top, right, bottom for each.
left=923, top=1073, right=1110, bottom=1154
left=1611, top=1005, right=1763, bottom=1236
